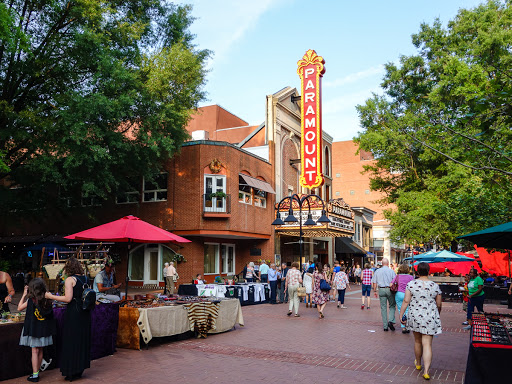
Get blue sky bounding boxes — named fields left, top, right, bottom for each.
left=177, top=0, right=484, bottom=142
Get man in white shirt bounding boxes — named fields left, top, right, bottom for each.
left=163, top=262, right=169, bottom=294
left=166, top=262, right=177, bottom=295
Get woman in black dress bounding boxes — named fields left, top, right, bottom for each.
left=45, top=257, right=91, bottom=381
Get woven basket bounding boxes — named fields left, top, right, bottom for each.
left=87, top=263, right=103, bottom=278
left=43, top=263, right=64, bottom=280
left=297, top=286, right=307, bottom=297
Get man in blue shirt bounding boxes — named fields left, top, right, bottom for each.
left=93, top=262, right=122, bottom=302
left=268, top=263, right=278, bottom=304
left=259, top=261, right=269, bottom=283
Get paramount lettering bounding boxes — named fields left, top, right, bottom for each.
left=297, top=49, right=325, bottom=189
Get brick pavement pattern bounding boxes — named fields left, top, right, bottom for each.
left=5, top=289, right=512, bottom=384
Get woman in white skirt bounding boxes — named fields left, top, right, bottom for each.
left=303, top=267, right=314, bottom=307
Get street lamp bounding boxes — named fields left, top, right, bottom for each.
left=272, top=193, right=331, bottom=267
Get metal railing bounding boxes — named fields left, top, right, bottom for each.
left=203, top=194, right=231, bottom=213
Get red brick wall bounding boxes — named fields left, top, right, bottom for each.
left=331, top=140, right=393, bottom=221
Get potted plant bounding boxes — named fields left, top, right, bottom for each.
left=210, top=191, right=226, bottom=199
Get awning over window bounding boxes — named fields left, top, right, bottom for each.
left=335, top=237, right=367, bottom=256
left=239, top=174, right=275, bottom=194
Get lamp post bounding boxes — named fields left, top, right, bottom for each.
left=272, top=194, right=331, bottom=268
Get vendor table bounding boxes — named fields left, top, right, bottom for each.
left=464, top=313, right=512, bottom=384
left=178, top=283, right=270, bottom=305
left=118, top=298, right=244, bottom=349
left=0, top=322, right=32, bottom=381
left=0, top=303, right=119, bottom=381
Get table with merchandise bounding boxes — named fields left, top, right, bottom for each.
left=464, top=312, right=512, bottom=384
left=116, top=295, right=244, bottom=350
left=177, top=283, right=270, bottom=305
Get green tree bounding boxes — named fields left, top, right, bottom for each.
left=0, top=0, right=209, bottom=213
left=355, top=0, right=512, bottom=247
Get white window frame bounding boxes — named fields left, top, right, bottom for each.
left=204, top=174, right=226, bottom=212
left=238, top=190, right=252, bottom=205
left=143, top=172, right=168, bottom=202
left=221, top=244, right=235, bottom=275
left=81, top=193, right=102, bottom=207
left=204, top=242, right=220, bottom=275
left=253, top=192, right=266, bottom=208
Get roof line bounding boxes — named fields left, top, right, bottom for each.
left=237, top=122, right=265, bottom=148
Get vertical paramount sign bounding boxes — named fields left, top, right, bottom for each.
left=297, top=49, right=325, bottom=189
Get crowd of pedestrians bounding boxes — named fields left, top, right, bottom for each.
left=259, top=257, right=450, bottom=381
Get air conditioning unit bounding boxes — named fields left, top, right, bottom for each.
left=191, top=130, right=209, bottom=140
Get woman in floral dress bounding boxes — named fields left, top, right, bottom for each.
left=399, top=262, right=442, bottom=381
left=312, top=263, right=330, bottom=318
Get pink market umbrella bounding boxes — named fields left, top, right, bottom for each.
left=65, top=215, right=191, bottom=244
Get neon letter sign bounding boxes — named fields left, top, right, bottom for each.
left=297, top=49, right=325, bottom=189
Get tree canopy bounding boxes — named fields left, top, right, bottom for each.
left=0, top=0, right=209, bottom=213
left=355, top=0, right=512, bottom=247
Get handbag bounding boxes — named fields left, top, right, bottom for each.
left=319, top=279, right=331, bottom=292
left=173, top=273, right=179, bottom=282
left=297, top=286, right=306, bottom=297
left=390, top=275, right=399, bottom=294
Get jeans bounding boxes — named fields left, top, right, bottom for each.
left=337, top=289, right=346, bottom=304
left=395, top=291, right=408, bottom=328
left=467, top=294, right=485, bottom=321
left=269, top=280, right=278, bottom=303
left=246, top=278, right=254, bottom=283
left=260, top=274, right=268, bottom=283
left=288, top=284, right=299, bottom=314
left=378, top=287, right=396, bottom=328
left=279, top=280, right=288, bottom=302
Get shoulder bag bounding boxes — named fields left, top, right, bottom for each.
left=390, top=275, right=399, bottom=294
left=319, top=273, right=331, bottom=291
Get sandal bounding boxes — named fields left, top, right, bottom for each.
left=294, top=314, right=300, bottom=317
left=423, top=373, right=430, bottom=380
left=287, top=311, right=292, bottom=316
left=415, top=359, right=422, bottom=370
left=320, top=312, right=324, bottom=318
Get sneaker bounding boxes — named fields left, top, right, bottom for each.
left=462, top=325, right=471, bottom=330
left=367, top=306, right=370, bottom=310
left=337, top=303, right=340, bottom=308
left=361, top=304, right=365, bottom=310
left=462, top=321, right=469, bottom=325
left=40, top=358, right=52, bottom=372
left=341, top=305, right=347, bottom=309
left=27, top=375, right=39, bottom=383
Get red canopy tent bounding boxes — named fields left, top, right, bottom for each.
left=475, top=247, right=510, bottom=276
left=413, top=252, right=481, bottom=275
left=65, top=215, right=191, bottom=244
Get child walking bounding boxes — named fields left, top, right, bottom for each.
left=18, top=278, right=56, bottom=382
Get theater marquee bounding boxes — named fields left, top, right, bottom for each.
left=297, top=49, right=325, bottom=189
left=274, top=197, right=354, bottom=238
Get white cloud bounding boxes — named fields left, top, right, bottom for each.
left=324, top=65, right=385, bottom=88
left=323, top=88, right=378, bottom=115
left=179, top=0, right=290, bottom=67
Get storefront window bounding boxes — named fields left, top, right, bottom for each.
left=129, top=246, right=144, bottom=280
left=204, top=243, right=219, bottom=274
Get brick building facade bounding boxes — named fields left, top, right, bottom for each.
left=331, top=140, right=405, bottom=263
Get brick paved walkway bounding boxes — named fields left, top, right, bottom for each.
left=5, top=286, right=512, bottom=384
